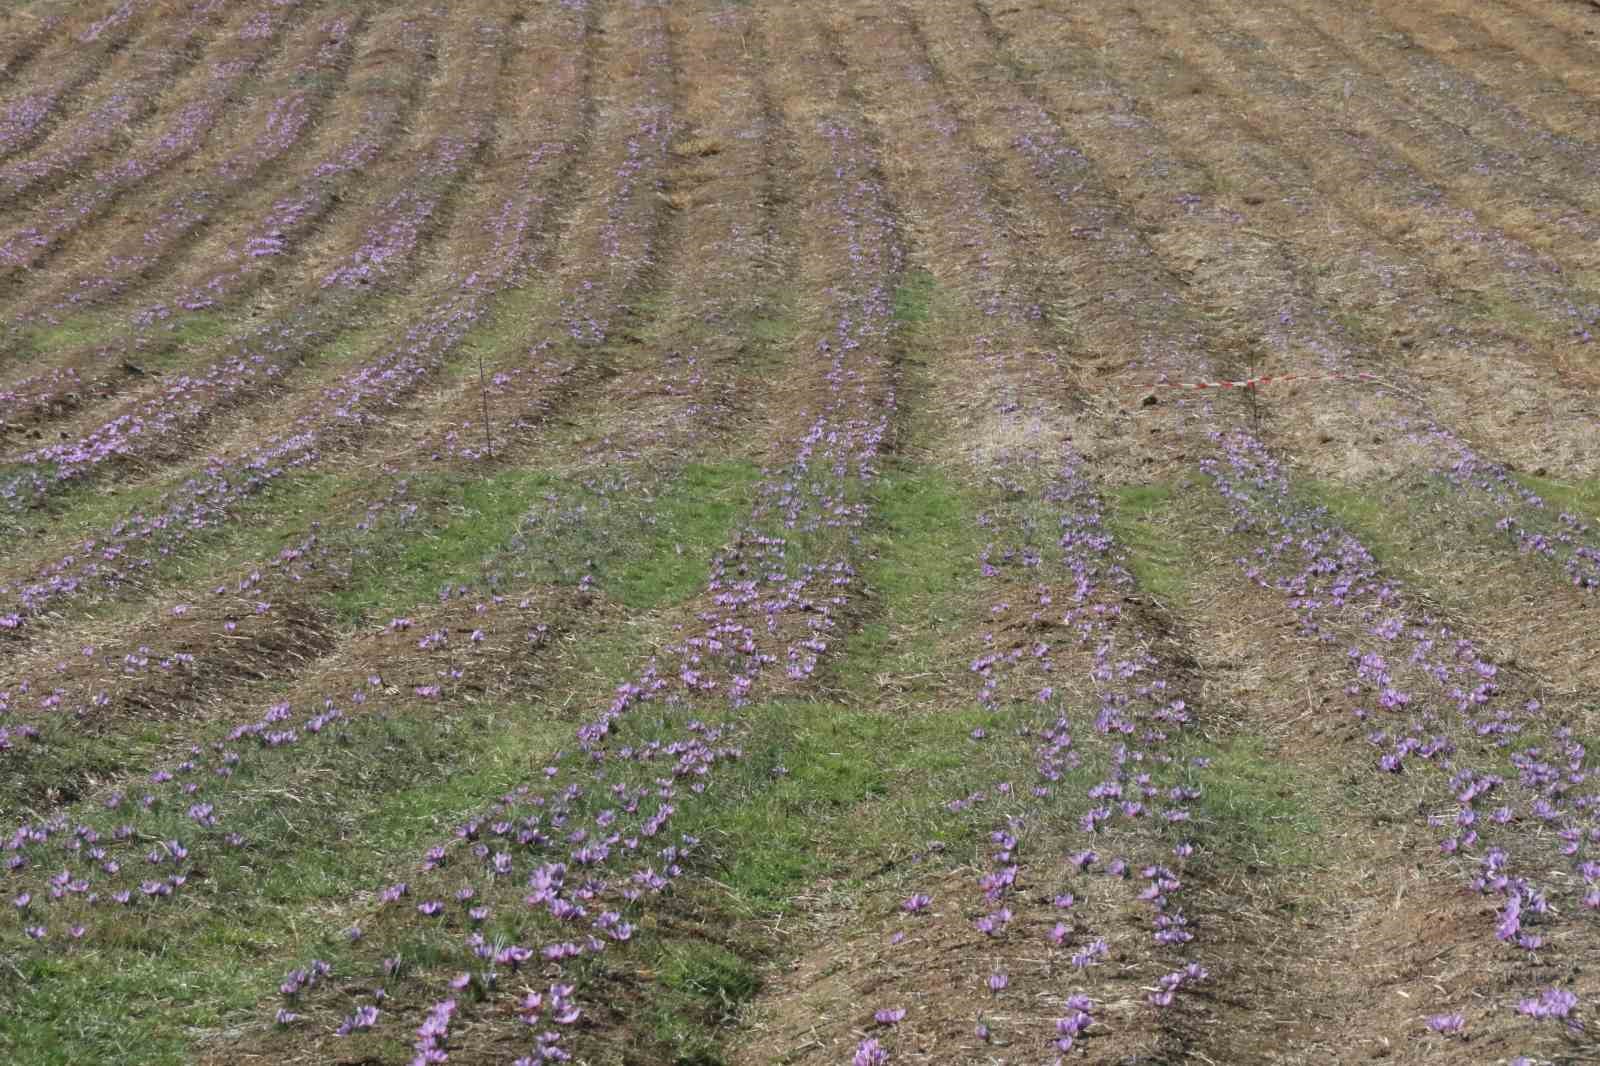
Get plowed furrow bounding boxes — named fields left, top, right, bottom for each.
left=0, top=7, right=439, bottom=444
left=0, top=0, right=323, bottom=302
left=979, top=0, right=1600, bottom=682
left=0, top=1, right=601, bottom=642
left=1288, top=0, right=1600, bottom=173
left=1452, top=0, right=1600, bottom=101
left=915, top=0, right=1226, bottom=452
left=755, top=8, right=1215, bottom=1061
left=0, top=4, right=371, bottom=327
left=0, top=5, right=71, bottom=89
left=374, top=8, right=676, bottom=470
left=1125, top=0, right=1600, bottom=354
left=0, top=7, right=510, bottom=514
left=1213, top=0, right=1600, bottom=271
left=0, top=1, right=157, bottom=141
left=0, top=0, right=244, bottom=210
left=985, top=1, right=1598, bottom=480
left=0, top=0, right=786, bottom=815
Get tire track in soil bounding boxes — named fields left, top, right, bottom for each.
left=0, top=7, right=440, bottom=444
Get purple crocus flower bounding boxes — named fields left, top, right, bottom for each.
left=852, top=1038, right=889, bottom=1066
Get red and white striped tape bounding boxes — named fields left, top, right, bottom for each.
left=1129, top=370, right=1385, bottom=391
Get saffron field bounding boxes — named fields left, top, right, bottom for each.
left=2, top=0, right=1599, bottom=1062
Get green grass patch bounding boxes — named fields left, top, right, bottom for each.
left=329, top=467, right=559, bottom=626
left=610, top=462, right=762, bottom=608
left=460, top=276, right=560, bottom=365
left=1107, top=480, right=1193, bottom=607
left=1512, top=471, right=1600, bottom=521
left=159, top=310, right=232, bottom=355
left=0, top=700, right=573, bottom=1066
left=330, top=458, right=760, bottom=627
left=837, top=467, right=986, bottom=696
left=679, top=698, right=1080, bottom=911
left=1177, top=735, right=1323, bottom=869
left=17, top=312, right=121, bottom=356
left=1292, top=475, right=1433, bottom=572
left=892, top=268, right=939, bottom=325
left=644, top=941, right=761, bottom=1065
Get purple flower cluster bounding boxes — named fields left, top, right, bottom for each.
left=1, top=18, right=421, bottom=434
left=0, top=0, right=285, bottom=272
left=283, top=61, right=901, bottom=1058
left=1, top=587, right=555, bottom=942
left=1202, top=429, right=1595, bottom=1029
left=960, top=453, right=1208, bottom=1024
left=0, top=86, right=60, bottom=157
left=1425, top=425, right=1600, bottom=591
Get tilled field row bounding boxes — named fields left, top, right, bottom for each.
left=2, top=1, right=1599, bottom=1064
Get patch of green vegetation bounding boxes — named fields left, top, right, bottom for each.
left=1293, top=475, right=1427, bottom=570
left=748, top=312, right=795, bottom=348
left=18, top=313, right=121, bottom=356
left=681, top=702, right=892, bottom=908
left=1464, top=290, right=1556, bottom=339
left=679, top=698, right=1068, bottom=911
left=329, top=459, right=760, bottom=627
left=837, top=467, right=985, bottom=695
left=1177, top=735, right=1322, bottom=868
left=330, top=466, right=558, bottom=626
left=163, top=470, right=349, bottom=587
left=161, top=310, right=232, bottom=353
left=891, top=268, right=939, bottom=325
left=610, top=462, right=762, bottom=609
left=1107, top=480, right=1192, bottom=608
left=644, top=941, right=761, bottom=1066
left=0, top=700, right=573, bottom=1066
left=4, top=467, right=348, bottom=622
left=660, top=941, right=761, bottom=1010
left=462, top=278, right=560, bottom=364
left=1512, top=471, right=1600, bottom=522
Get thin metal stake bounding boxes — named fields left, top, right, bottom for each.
left=478, top=352, right=493, bottom=459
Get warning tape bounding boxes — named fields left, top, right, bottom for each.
left=1127, top=370, right=1386, bottom=391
